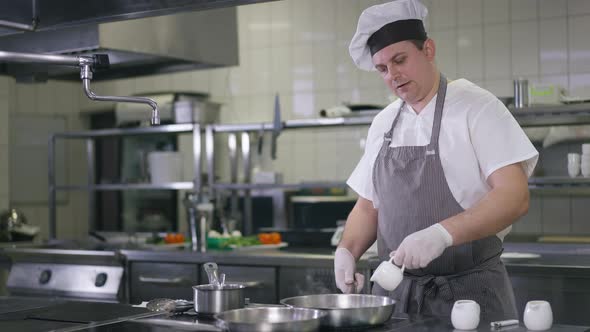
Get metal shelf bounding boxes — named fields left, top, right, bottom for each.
left=511, top=103, right=590, bottom=127
left=54, top=182, right=194, bottom=191
left=212, top=181, right=348, bottom=191
left=528, top=176, right=590, bottom=187
left=53, top=123, right=195, bottom=138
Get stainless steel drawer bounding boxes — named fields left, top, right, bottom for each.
left=130, top=262, right=198, bottom=303
left=199, top=265, right=276, bottom=304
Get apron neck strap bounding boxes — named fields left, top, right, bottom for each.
left=428, top=73, right=447, bottom=150
left=384, top=73, right=448, bottom=144
left=384, top=101, right=405, bottom=140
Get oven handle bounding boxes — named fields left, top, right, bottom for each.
left=139, top=276, right=192, bottom=285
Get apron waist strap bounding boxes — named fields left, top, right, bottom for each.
left=403, top=254, right=501, bottom=314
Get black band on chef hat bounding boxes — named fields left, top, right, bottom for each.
left=367, top=19, right=427, bottom=56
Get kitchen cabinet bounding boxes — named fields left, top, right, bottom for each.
left=508, top=266, right=590, bottom=325
left=128, top=262, right=199, bottom=304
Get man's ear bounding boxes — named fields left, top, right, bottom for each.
left=423, top=38, right=436, bottom=61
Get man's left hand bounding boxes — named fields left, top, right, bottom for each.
left=391, top=223, right=453, bottom=269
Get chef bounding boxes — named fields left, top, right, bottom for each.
left=334, top=0, right=538, bottom=321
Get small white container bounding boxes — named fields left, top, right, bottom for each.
left=148, top=151, right=183, bottom=184
left=523, top=300, right=553, bottom=331
left=568, top=153, right=581, bottom=178
left=451, top=300, right=480, bottom=330
left=583, top=143, right=590, bottom=155
left=369, top=257, right=404, bottom=291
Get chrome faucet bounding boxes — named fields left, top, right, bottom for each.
left=184, top=192, right=213, bottom=252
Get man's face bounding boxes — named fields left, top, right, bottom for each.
left=371, top=39, right=436, bottom=105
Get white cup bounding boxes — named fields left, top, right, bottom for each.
left=451, top=300, right=480, bottom=330
left=568, top=153, right=581, bottom=178
left=369, top=257, right=404, bottom=291
left=524, top=300, right=553, bottom=331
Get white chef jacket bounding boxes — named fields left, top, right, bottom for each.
left=347, top=79, right=538, bottom=238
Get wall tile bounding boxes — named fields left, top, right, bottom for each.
left=291, top=0, right=314, bottom=44
left=458, top=27, right=484, bottom=81
left=541, top=197, right=571, bottom=234
left=336, top=46, right=360, bottom=91
left=249, top=94, right=275, bottom=122
left=336, top=0, right=360, bottom=44
left=237, top=5, right=250, bottom=50
left=483, top=0, right=509, bottom=24
left=191, top=71, right=211, bottom=94
left=249, top=48, right=273, bottom=95
left=569, top=16, right=590, bottom=74
left=247, top=1, right=272, bottom=49
left=569, top=73, right=590, bottom=99
left=539, top=0, right=567, bottom=18
left=511, top=21, right=539, bottom=77
left=312, top=42, right=337, bottom=91
left=270, top=0, right=292, bottom=46
left=270, top=46, right=293, bottom=95
left=0, top=195, right=7, bottom=210
left=432, top=29, right=458, bottom=79
left=0, top=146, right=7, bottom=196
left=292, top=45, right=314, bottom=92
left=0, top=99, right=8, bottom=145
left=431, top=0, right=457, bottom=29
left=571, top=197, right=590, bottom=234
left=209, top=68, right=233, bottom=98
left=513, top=195, right=542, bottom=233
left=484, top=24, right=511, bottom=80
left=567, top=0, right=590, bottom=16
left=292, top=92, right=315, bottom=118
left=15, top=84, right=37, bottom=114
left=311, top=0, right=336, bottom=43
left=539, top=18, right=568, bottom=75
left=485, top=79, right=513, bottom=97
left=293, top=131, right=317, bottom=181
left=457, top=0, right=483, bottom=27
left=511, top=0, right=538, bottom=21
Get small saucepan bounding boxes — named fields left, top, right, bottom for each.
left=193, top=283, right=246, bottom=314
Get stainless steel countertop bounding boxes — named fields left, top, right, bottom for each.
left=3, top=242, right=590, bottom=271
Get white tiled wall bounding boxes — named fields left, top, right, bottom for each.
left=0, top=78, right=89, bottom=241
left=3, top=0, right=590, bottom=239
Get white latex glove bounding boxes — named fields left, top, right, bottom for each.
left=334, top=247, right=365, bottom=293
left=391, top=223, right=453, bottom=270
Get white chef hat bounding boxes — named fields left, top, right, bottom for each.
left=349, top=0, right=429, bottom=71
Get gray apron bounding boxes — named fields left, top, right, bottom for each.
left=371, top=74, right=518, bottom=322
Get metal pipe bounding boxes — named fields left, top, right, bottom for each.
left=0, top=19, right=35, bottom=31
left=80, top=66, right=160, bottom=125
left=48, top=135, right=56, bottom=240
left=241, top=132, right=252, bottom=235
left=0, top=50, right=84, bottom=66
left=193, top=123, right=202, bottom=199
left=87, top=139, right=96, bottom=233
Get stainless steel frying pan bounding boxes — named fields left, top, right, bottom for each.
left=280, top=294, right=395, bottom=328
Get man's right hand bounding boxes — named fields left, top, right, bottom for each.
left=334, top=247, right=365, bottom=293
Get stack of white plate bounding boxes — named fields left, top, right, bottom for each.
left=582, top=144, right=590, bottom=177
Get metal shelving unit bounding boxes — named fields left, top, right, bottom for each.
left=48, top=123, right=203, bottom=240
left=48, top=103, right=590, bottom=239
left=511, top=103, right=590, bottom=127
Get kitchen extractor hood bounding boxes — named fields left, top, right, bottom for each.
left=0, top=7, right=242, bottom=82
